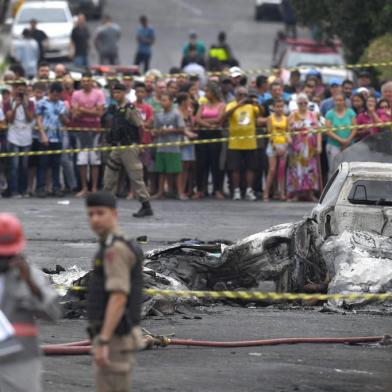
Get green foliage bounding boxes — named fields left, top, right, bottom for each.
left=360, top=34, right=392, bottom=81
left=291, top=0, right=392, bottom=63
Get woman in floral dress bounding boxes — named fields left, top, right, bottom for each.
left=287, top=93, right=322, bottom=201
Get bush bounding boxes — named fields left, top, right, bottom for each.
left=360, top=34, right=392, bottom=81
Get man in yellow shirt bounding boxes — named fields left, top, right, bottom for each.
left=223, top=86, right=261, bottom=201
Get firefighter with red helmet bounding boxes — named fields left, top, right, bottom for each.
left=0, top=213, right=61, bottom=392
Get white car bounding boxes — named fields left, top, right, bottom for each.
left=11, top=1, right=74, bottom=60
left=311, top=162, right=392, bottom=239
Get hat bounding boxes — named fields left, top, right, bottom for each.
left=306, top=69, right=321, bottom=77
left=86, top=192, right=117, bottom=209
left=357, top=87, right=369, bottom=95
left=0, top=214, right=26, bottom=256
left=112, top=83, right=126, bottom=91
left=229, top=66, right=243, bottom=78
left=330, top=78, right=342, bottom=87
left=358, top=71, right=371, bottom=78
left=189, top=30, right=197, bottom=38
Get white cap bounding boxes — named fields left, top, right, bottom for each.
left=229, top=66, right=243, bottom=78
left=357, top=87, right=369, bottom=95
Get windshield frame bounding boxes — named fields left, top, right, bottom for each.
left=286, top=51, right=345, bottom=68
left=16, top=8, right=69, bottom=24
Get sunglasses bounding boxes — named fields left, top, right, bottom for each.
left=379, top=104, right=389, bottom=109
left=298, top=101, right=308, bottom=105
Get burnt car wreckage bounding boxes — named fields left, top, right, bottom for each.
left=55, top=132, right=392, bottom=317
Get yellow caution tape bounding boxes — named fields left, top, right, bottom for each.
left=0, top=121, right=390, bottom=158
left=57, top=284, right=392, bottom=301
left=143, top=289, right=392, bottom=302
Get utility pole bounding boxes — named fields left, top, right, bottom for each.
left=0, top=0, right=10, bottom=24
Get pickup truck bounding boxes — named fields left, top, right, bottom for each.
left=311, top=162, right=392, bottom=239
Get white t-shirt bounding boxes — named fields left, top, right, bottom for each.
left=126, top=89, right=136, bottom=103
left=6, top=100, right=34, bottom=147
left=289, top=96, right=320, bottom=114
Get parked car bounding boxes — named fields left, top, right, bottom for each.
left=275, top=38, right=354, bottom=84
left=68, top=0, right=105, bottom=19
left=311, top=162, right=392, bottom=239
left=254, top=0, right=282, bottom=21
left=11, top=1, right=74, bottom=60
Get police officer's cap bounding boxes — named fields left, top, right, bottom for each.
left=86, top=192, right=117, bottom=209
left=113, top=83, right=126, bottom=91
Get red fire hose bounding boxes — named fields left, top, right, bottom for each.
left=42, top=335, right=388, bottom=355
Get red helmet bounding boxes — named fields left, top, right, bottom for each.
left=0, top=214, right=26, bottom=256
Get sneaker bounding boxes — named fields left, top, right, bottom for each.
left=233, top=188, right=241, bottom=201
left=36, top=189, right=47, bottom=198
left=245, top=187, right=257, bottom=201
left=52, top=190, right=64, bottom=198
left=133, top=202, right=154, bottom=218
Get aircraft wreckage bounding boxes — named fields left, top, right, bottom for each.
left=53, top=133, right=392, bottom=317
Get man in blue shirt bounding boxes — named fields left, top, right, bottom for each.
left=134, top=15, right=155, bottom=73
left=36, top=82, right=68, bottom=197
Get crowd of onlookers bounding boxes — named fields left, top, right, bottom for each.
left=0, top=56, right=391, bottom=201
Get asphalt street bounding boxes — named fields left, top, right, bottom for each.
left=3, top=198, right=392, bottom=392
left=0, top=0, right=286, bottom=71
left=87, top=0, right=283, bottom=71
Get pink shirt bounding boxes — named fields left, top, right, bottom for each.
left=356, top=109, right=389, bottom=139
left=135, top=102, right=153, bottom=144
left=71, top=88, right=105, bottom=128
left=201, top=102, right=225, bottom=120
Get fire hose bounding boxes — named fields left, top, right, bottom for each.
left=41, top=335, right=390, bottom=355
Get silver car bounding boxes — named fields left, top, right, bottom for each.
left=11, top=1, right=74, bottom=60
left=311, top=162, right=392, bottom=239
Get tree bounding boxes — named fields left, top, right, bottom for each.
left=291, top=0, right=392, bottom=63
left=360, top=34, right=392, bottom=81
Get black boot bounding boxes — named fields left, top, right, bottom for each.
left=133, top=201, right=153, bottom=218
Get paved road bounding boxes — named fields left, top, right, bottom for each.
left=82, top=0, right=283, bottom=72
left=3, top=198, right=392, bottom=391
left=1, top=1, right=291, bottom=73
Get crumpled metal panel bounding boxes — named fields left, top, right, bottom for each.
left=217, top=223, right=296, bottom=290
left=321, top=230, right=392, bottom=309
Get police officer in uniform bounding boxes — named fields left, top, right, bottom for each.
left=86, top=192, right=145, bottom=392
left=103, top=83, right=153, bottom=218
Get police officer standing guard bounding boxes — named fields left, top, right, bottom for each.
left=86, top=192, right=145, bottom=392
left=103, top=83, right=153, bottom=218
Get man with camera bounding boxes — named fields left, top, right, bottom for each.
left=223, top=86, right=261, bottom=201
left=4, top=80, right=35, bottom=198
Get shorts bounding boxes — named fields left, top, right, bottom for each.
left=154, top=152, right=182, bottom=174
left=77, top=151, right=102, bottom=166
left=28, top=139, right=41, bottom=168
left=227, top=149, right=259, bottom=171
left=266, top=143, right=288, bottom=157
left=181, top=145, right=195, bottom=162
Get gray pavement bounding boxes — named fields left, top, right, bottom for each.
left=87, top=0, right=282, bottom=71
left=0, top=0, right=285, bottom=72
left=3, top=198, right=392, bottom=391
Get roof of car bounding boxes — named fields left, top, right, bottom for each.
left=347, top=162, right=392, bottom=176
left=19, top=1, right=69, bottom=9
left=285, top=39, right=340, bottom=54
